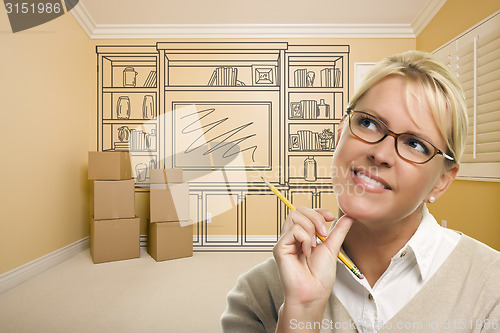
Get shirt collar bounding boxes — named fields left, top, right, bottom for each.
left=396, top=205, right=443, bottom=280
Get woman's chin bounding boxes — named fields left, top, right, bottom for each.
left=337, top=194, right=379, bottom=222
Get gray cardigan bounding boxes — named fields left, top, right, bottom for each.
left=221, top=235, right=500, bottom=332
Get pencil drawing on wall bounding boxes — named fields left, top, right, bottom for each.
left=96, top=42, right=349, bottom=250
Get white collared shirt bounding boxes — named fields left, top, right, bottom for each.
left=333, top=206, right=461, bottom=333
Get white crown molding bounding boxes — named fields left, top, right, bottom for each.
left=70, top=0, right=96, bottom=37
left=90, top=23, right=416, bottom=39
left=0, top=237, right=89, bottom=294
left=79, top=22, right=416, bottom=40
left=411, top=0, right=447, bottom=37
left=70, top=2, right=416, bottom=39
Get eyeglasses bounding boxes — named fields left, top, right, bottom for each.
left=346, top=109, right=454, bottom=164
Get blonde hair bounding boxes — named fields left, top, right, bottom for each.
left=348, top=51, right=468, bottom=166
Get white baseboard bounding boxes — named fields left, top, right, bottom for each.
left=0, top=237, right=89, bottom=294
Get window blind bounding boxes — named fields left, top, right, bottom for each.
left=433, top=10, right=500, bottom=181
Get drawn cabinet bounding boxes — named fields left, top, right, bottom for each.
left=190, top=186, right=282, bottom=249
left=157, top=42, right=287, bottom=185
left=97, top=46, right=159, bottom=185
left=289, top=186, right=338, bottom=222
left=96, top=43, right=349, bottom=249
left=285, top=46, right=349, bottom=186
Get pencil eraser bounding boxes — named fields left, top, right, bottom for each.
left=359, top=274, right=365, bottom=279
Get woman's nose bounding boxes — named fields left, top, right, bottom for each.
left=367, top=135, right=397, bottom=167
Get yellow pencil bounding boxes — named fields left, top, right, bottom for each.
left=261, top=177, right=364, bottom=280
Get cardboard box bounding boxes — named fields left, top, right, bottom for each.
left=88, top=151, right=132, bottom=180
left=147, top=221, right=193, bottom=261
left=150, top=168, right=184, bottom=184
left=94, top=180, right=135, bottom=220
left=90, top=217, right=140, bottom=264
left=150, top=182, right=189, bottom=222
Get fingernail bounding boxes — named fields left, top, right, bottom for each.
left=325, top=211, right=336, bottom=221
left=321, top=224, right=328, bottom=235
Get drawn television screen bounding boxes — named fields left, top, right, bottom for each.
left=172, top=102, right=272, bottom=170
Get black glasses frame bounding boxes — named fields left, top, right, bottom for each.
left=345, top=108, right=454, bottom=164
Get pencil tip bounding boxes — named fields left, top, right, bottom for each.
left=261, top=177, right=271, bottom=187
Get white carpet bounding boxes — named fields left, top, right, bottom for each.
left=0, top=249, right=272, bottom=333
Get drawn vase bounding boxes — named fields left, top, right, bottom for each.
left=135, top=163, right=147, bottom=182
left=306, top=71, right=315, bottom=87
left=143, top=95, right=155, bottom=119
left=117, top=126, right=130, bottom=142
left=146, top=129, right=157, bottom=151
left=123, top=67, right=138, bottom=87
left=304, top=156, right=317, bottom=182
left=117, top=96, right=130, bottom=119
left=317, top=99, right=330, bottom=119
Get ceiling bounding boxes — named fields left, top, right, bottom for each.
left=72, top=0, right=447, bottom=39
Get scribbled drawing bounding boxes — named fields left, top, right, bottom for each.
left=180, top=108, right=256, bottom=159
left=172, top=102, right=271, bottom=170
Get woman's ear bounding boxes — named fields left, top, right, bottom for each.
left=427, top=165, right=459, bottom=203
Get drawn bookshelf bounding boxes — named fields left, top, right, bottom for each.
left=97, top=46, right=160, bottom=186
left=285, top=45, right=349, bottom=188
left=96, top=43, right=350, bottom=249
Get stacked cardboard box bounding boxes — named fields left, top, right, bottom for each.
left=88, top=152, right=140, bottom=264
left=148, top=168, right=193, bottom=261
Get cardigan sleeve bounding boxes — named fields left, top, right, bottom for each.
left=221, top=257, right=284, bottom=333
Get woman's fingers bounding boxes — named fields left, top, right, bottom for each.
left=281, top=207, right=336, bottom=238
left=314, top=208, right=336, bottom=222
left=275, top=223, right=314, bottom=257
left=324, top=215, right=355, bottom=256
left=296, top=207, right=330, bottom=237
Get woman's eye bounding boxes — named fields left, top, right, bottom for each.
left=406, top=138, right=431, bottom=155
left=358, top=117, right=379, bottom=131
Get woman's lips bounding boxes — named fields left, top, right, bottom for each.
left=351, top=168, right=392, bottom=193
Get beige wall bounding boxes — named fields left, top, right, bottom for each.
left=416, top=1, right=500, bottom=250
left=0, top=12, right=91, bottom=274
left=417, top=0, right=500, bottom=52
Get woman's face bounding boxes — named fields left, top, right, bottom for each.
left=332, top=75, right=456, bottom=227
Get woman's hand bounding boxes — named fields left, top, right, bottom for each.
left=273, top=207, right=354, bottom=332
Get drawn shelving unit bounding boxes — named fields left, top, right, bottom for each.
left=157, top=42, right=288, bottom=249
left=96, top=43, right=350, bottom=250
left=97, top=46, right=159, bottom=186
left=285, top=45, right=349, bottom=212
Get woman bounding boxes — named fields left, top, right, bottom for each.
left=221, top=51, right=500, bottom=332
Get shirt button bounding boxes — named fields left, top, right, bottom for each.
left=400, top=250, right=407, bottom=257
left=368, top=293, right=374, bottom=300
